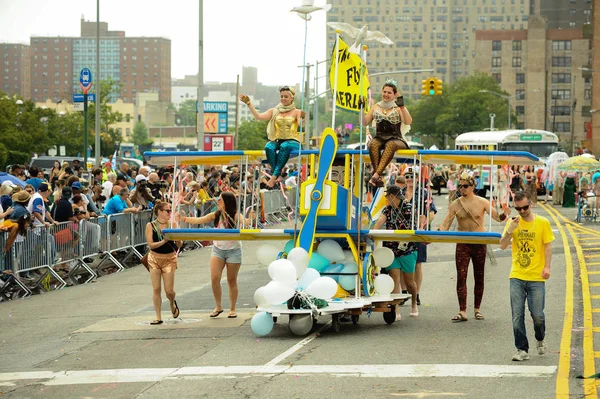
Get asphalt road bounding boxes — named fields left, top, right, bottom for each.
left=0, top=196, right=597, bottom=399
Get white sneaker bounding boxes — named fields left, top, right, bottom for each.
left=512, top=350, right=530, bottom=361
left=537, top=340, right=547, bottom=355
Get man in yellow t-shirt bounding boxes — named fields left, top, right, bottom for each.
left=500, top=190, right=554, bottom=362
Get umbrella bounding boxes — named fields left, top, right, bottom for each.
left=0, top=172, right=26, bottom=188
left=557, top=156, right=600, bottom=172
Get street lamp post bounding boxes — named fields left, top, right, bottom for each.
left=479, top=89, right=511, bottom=129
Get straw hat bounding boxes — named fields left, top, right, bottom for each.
left=12, top=190, right=31, bottom=203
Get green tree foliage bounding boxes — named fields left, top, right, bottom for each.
left=409, top=73, right=514, bottom=148
left=237, top=120, right=268, bottom=150
left=132, top=120, right=153, bottom=146
left=88, top=78, right=124, bottom=154
left=177, top=99, right=197, bottom=126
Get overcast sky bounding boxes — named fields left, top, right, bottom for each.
left=0, top=0, right=329, bottom=86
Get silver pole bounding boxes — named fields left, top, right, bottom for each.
left=197, top=0, right=204, bottom=150
left=95, top=0, right=101, bottom=167
left=235, top=74, right=239, bottom=149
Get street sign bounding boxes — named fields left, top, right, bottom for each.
left=74, top=102, right=84, bottom=112
left=79, top=68, right=92, bottom=90
left=218, top=113, right=228, bottom=133
left=204, top=113, right=219, bottom=133
left=520, top=134, right=542, bottom=141
left=73, top=93, right=96, bottom=102
left=203, top=101, right=228, bottom=113
left=211, top=136, right=224, bottom=151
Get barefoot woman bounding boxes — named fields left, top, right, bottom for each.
left=239, top=87, right=304, bottom=187
left=361, top=80, right=412, bottom=187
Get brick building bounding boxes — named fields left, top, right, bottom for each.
left=0, top=43, right=31, bottom=99
left=29, top=18, right=170, bottom=104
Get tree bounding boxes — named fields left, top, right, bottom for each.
left=237, top=120, right=268, bottom=150
left=88, top=77, right=124, bottom=155
left=132, top=121, right=153, bottom=146
left=177, top=99, right=197, bottom=126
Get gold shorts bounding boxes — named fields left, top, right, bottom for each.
left=148, top=251, right=178, bottom=273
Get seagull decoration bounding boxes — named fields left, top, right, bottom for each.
left=327, top=22, right=394, bottom=54
left=291, top=0, right=332, bottom=21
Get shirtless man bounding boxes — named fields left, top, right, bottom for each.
left=438, top=174, right=511, bottom=322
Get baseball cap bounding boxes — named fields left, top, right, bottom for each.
left=38, top=183, right=49, bottom=192
left=135, top=174, right=148, bottom=183
left=384, top=185, right=403, bottom=198
left=62, top=186, right=72, bottom=197
left=71, top=181, right=82, bottom=190
left=1, top=181, right=16, bottom=188
left=116, top=174, right=127, bottom=181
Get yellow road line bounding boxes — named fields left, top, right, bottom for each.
left=588, top=262, right=600, bottom=266
left=566, top=223, right=597, bottom=398
left=539, top=204, right=574, bottom=398
left=588, top=271, right=600, bottom=275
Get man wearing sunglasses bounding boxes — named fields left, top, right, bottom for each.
left=438, top=174, right=511, bottom=323
left=499, top=191, right=554, bottom=362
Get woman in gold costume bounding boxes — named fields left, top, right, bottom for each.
left=239, top=86, right=304, bottom=187
left=361, top=80, right=413, bottom=187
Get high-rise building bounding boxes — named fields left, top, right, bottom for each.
left=475, top=14, right=591, bottom=151
left=326, top=0, right=591, bottom=100
left=29, top=18, right=171, bottom=104
left=0, top=43, right=31, bottom=99
left=541, top=0, right=593, bottom=29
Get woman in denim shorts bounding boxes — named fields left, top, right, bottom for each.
left=181, top=192, right=255, bottom=318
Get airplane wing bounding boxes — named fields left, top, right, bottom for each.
left=144, top=150, right=265, bottom=167
left=367, top=31, right=394, bottom=45
left=326, top=22, right=360, bottom=38
left=163, top=228, right=501, bottom=245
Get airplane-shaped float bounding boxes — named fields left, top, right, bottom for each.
left=145, top=128, right=541, bottom=332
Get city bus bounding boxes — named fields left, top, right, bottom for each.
left=454, top=129, right=559, bottom=160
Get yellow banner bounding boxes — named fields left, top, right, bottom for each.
left=329, top=37, right=370, bottom=113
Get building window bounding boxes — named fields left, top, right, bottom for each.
left=584, top=89, right=591, bottom=100
left=126, top=128, right=131, bottom=137
left=552, top=40, right=572, bottom=51
left=551, top=106, right=571, bottom=116
left=516, top=106, right=525, bottom=115
left=516, top=73, right=525, bottom=84
left=555, top=122, right=570, bottom=132
left=492, top=73, right=501, bottom=83
left=551, top=89, right=571, bottom=100
left=552, top=73, right=571, bottom=83
left=492, top=40, right=502, bottom=51
left=512, top=57, right=521, bottom=67
left=516, top=89, right=525, bottom=100
left=492, top=57, right=501, bottom=67
left=512, top=40, right=522, bottom=51
left=552, top=57, right=571, bottom=67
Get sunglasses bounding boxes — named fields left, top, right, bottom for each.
left=279, top=86, right=290, bottom=91
left=163, top=208, right=172, bottom=213
left=514, top=204, right=530, bottom=211
left=459, top=184, right=472, bottom=189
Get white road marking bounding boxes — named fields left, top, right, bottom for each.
left=0, top=364, right=557, bottom=386
left=263, top=321, right=331, bottom=367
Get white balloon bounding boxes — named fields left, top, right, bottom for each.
left=268, top=259, right=297, bottom=284
left=316, top=240, right=345, bottom=263
left=256, top=244, right=281, bottom=266
left=253, top=286, right=270, bottom=308
left=374, top=274, right=395, bottom=295
left=305, top=276, right=338, bottom=300
left=297, top=268, right=320, bottom=290
left=289, top=314, right=313, bottom=336
left=373, top=247, right=395, bottom=268
left=342, top=250, right=355, bottom=264
left=262, top=281, right=295, bottom=305
left=287, top=247, right=310, bottom=278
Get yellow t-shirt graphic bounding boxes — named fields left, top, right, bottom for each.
left=504, top=215, right=555, bottom=282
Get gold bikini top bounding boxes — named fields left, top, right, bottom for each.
left=272, top=115, right=300, bottom=141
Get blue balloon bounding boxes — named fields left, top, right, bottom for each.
left=321, top=263, right=344, bottom=282
left=339, top=263, right=358, bottom=291
left=250, top=312, right=274, bottom=336
left=308, top=253, right=329, bottom=272
left=284, top=240, right=295, bottom=254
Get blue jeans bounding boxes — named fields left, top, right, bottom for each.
left=510, top=278, right=546, bottom=352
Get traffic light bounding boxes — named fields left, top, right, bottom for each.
left=434, top=78, right=443, bottom=96
left=421, top=79, right=429, bottom=96
left=428, top=78, right=436, bottom=96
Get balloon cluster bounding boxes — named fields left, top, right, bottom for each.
left=251, top=240, right=398, bottom=336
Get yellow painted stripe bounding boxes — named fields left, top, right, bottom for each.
left=588, top=262, right=600, bottom=266
left=593, top=309, right=600, bottom=313
left=588, top=271, right=600, bottom=275
left=585, top=254, right=600, bottom=259
left=539, top=204, right=573, bottom=398
left=591, top=295, right=600, bottom=299
left=596, top=352, right=600, bottom=358
left=566, top=223, right=597, bottom=397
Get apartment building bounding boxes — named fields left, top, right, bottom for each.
left=30, top=18, right=171, bottom=104
left=0, top=43, right=31, bottom=99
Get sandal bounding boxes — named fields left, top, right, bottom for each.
left=171, top=300, right=180, bottom=319
left=150, top=320, right=163, bottom=325
left=228, top=312, right=238, bottom=319
left=474, top=311, right=484, bottom=320
left=451, top=313, right=468, bottom=322
left=210, top=310, right=224, bottom=318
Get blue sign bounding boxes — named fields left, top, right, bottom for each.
left=218, top=113, right=228, bottom=133
left=203, top=101, right=228, bottom=113
left=73, top=93, right=96, bottom=102
left=79, top=68, right=92, bottom=88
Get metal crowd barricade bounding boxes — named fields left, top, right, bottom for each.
left=0, top=230, right=32, bottom=300
left=104, top=212, right=143, bottom=271
left=132, top=210, right=153, bottom=250
left=16, top=226, right=66, bottom=292
left=48, top=221, right=95, bottom=286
